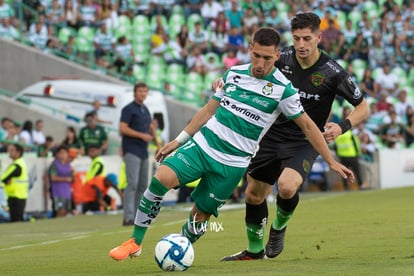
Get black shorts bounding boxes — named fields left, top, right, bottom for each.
left=248, top=140, right=319, bottom=185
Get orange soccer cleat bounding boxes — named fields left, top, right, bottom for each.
left=109, top=238, right=142, bottom=261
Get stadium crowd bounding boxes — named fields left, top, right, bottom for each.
left=0, top=0, right=413, bottom=147
left=1, top=0, right=414, bottom=221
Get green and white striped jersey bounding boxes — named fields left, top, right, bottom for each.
left=193, top=63, right=304, bottom=168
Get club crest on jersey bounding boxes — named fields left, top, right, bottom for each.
left=302, top=159, right=311, bottom=173
left=262, top=83, right=273, bottom=95
left=311, top=72, right=324, bottom=87
left=225, top=84, right=237, bottom=93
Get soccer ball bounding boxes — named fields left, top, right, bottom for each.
left=154, top=234, right=194, bottom=271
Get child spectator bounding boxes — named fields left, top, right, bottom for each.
left=223, top=49, right=238, bottom=70
left=48, top=145, right=74, bottom=217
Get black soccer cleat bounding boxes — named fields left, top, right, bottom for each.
left=221, top=250, right=265, bottom=261
left=265, top=226, right=286, bottom=258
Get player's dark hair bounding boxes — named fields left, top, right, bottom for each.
left=291, top=12, right=321, bottom=33
left=252, top=27, right=280, bottom=48
left=134, top=82, right=148, bottom=92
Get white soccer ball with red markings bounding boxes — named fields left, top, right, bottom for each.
left=154, top=234, right=194, bottom=271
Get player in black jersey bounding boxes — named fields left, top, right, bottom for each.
left=221, top=12, right=369, bottom=261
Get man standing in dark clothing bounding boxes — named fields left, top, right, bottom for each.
left=120, top=82, right=160, bottom=226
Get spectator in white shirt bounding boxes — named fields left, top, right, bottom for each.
left=0, top=17, right=19, bottom=40
left=200, top=0, right=223, bottom=28
left=0, top=0, right=14, bottom=20
left=186, top=46, right=207, bottom=76
left=29, top=14, right=48, bottom=37
left=29, top=21, right=49, bottom=49
left=242, top=7, right=259, bottom=33
left=32, top=119, right=46, bottom=146
left=188, top=21, right=209, bottom=54
left=374, top=64, right=399, bottom=97
left=93, top=23, right=115, bottom=59
left=394, top=90, right=414, bottom=122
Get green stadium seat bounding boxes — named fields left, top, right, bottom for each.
left=166, top=64, right=185, bottom=99
left=166, top=63, right=184, bottom=83
left=148, top=55, right=166, bottom=67
left=58, top=27, right=76, bottom=44
left=132, top=42, right=150, bottom=64
left=168, top=13, right=185, bottom=39
left=347, top=10, right=362, bottom=30
left=351, top=58, right=367, bottom=73
left=171, top=5, right=184, bottom=15
left=147, top=72, right=165, bottom=90
left=150, top=14, right=168, bottom=31
left=394, top=0, right=403, bottom=8
left=282, top=31, right=293, bottom=46
left=147, top=60, right=166, bottom=89
left=115, top=24, right=132, bottom=39
left=183, top=72, right=203, bottom=106
left=187, top=13, right=203, bottom=32
left=77, top=26, right=95, bottom=43
left=331, top=98, right=343, bottom=121
left=74, top=37, right=94, bottom=66
left=275, top=2, right=289, bottom=13
left=391, top=66, right=407, bottom=79
left=336, top=59, right=348, bottom=70
left=204, top=52, right=220, bottom=67
left=132, top=64, right=146, bottom=81
left=133, top=15, right=150, bottom=38
left=118, top=15, right=132, bottom=29
left=336, top=10, right=347, bottom=30
left=371, top=67, right=384, bottom=80
left=362, top=1, right=379, bottom=18
left=203, top=71, right=220, bottom=92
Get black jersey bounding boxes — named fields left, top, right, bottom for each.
left=264, top=46, right=364, bottom=143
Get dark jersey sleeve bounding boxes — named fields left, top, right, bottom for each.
left=331, top=60, right=364, bottom=107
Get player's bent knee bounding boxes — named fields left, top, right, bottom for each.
left=154, top=165, right=180, bottom=189
left=278, top=181, right=301, bottom=198
left=244, top=191, right=266, bottom=205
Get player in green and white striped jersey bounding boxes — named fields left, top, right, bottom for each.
left=193, top=63, right=302, bottom=168
left=109, top=27, right=355, bottom=261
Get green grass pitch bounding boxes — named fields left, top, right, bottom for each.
left=1, top=187, right=414, bottom=275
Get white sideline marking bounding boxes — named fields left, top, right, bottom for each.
left=2, top=195, right=340, bottom=252
left=0, top=219, right=184, bottom=251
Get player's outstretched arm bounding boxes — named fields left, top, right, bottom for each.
left=324, top=98, right=369, bottom=143
left=156, top=98, right=220, bottom=162
left=294, top=112, right=355, bottom=183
